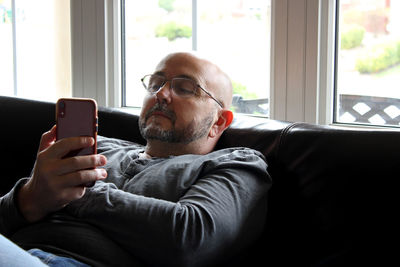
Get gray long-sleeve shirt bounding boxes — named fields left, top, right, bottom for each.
left=0, top=136, right=272, bottom=267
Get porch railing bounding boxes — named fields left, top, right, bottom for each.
left=339, top=94, right=400, bottom=126
left=232, top=95, right=269, bottom=115
left=232, top=94, right=400, bottom=126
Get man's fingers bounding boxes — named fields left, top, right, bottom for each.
left=46, top=136, right=95, bottom=159
left=61, top=168, right=107, bottom=187
left=38, top=125, right=57, bottom=152
left=56, top=154, right=107, bottom=175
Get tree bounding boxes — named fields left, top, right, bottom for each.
left=158, top=0, right=175, bottom=13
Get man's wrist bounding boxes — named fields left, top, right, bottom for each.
left=17, top=183, right=45, bottom=223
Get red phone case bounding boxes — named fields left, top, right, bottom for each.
left=56, top=98, right=98, bottom=187
left=56, top=98, right=98, bottom=157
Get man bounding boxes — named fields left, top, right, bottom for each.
left=0, top=52, right=271, bottom=266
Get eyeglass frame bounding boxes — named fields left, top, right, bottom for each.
left=141, top=74, right=224, bottom=108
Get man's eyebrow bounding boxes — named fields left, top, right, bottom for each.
left=154, top=71, right=165, bottom=77
left=176, top=74, right=198, bottom=82
left=153, top=72, right=199, bottom=84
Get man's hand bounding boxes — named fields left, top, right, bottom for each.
left=18, top=126, right=107, bottom=222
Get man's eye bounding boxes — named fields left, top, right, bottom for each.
left=174, top=86, right=193, bottom=95
left=173, top=80, right=196, bottom=96
left=148, top=83, right=160, bottom=92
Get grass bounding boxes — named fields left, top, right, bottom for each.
left=373, top=63, right=400, bottom=78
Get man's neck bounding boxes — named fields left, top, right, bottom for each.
left=145, top=139, right=214, bottom=158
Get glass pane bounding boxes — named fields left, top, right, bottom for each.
left=197, top=0, right=270, bottom=116
left=335, top=0, right=400, bottom=127
left=124, top=0, right=271, bottom=117
left=124, top=0, right=192, bottom=107
left=0, top=0, right=13, bottom=96
left=0, top=0, right=72, bottom=102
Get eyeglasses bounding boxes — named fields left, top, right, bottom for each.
left=141, top=74, right=224, bottom=108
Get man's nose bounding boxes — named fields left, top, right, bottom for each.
left=155, top=81, right=172, bottom=104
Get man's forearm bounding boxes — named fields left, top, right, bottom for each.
left=0, top=178, right=30, bottom=236
left=17, top=183, right=48, bottom=223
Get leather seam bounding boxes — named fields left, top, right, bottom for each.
left=275, top=122, right=303, bottom=160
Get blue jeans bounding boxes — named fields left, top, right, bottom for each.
left=0, top=234, right=90, bottom=267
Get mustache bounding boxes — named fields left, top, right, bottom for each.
left=145, top=103, right=176, bottom=123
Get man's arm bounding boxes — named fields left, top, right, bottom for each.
left=0, top=179, right=30, bottom=236
left=66, top=150, right=271, bottom=267
left=0, top=126, right=108, bottom=235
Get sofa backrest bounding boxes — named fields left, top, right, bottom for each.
left=219, top=115, right=399, bottom=265
left=1, top=96, right=55, bottom=194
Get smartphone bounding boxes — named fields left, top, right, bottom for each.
left=56, top=98, right=98, bottom=186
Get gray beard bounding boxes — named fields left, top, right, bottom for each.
left=139, top=105, right=215, bottom=144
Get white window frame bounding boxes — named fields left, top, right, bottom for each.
left=270, top=0, right=335, bottom=124
left=70, top=0, right=337, bottom=125
left=70, top=0, right=121, bottom=108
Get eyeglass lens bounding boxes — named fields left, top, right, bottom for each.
left=145, top=76, right=197, bottom=97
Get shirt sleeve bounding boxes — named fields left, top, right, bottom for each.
left=65, top=149, right=272, bottom=267
left=0, top=178, right=30, bottom=237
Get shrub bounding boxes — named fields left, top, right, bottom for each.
left=341, top=25, right=365, bottom=50
left=155, top=22, right=192, bottom=41
left=355, top=41, right=400, bottom=74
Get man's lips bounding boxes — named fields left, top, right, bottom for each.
left=149, top=111, right=171, bottom=119
left=144, top=104, right=176, bottom=124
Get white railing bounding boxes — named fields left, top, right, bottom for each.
left=232, top=94, right=400, bottom=126
left=339, top=94, right=400, bottom=126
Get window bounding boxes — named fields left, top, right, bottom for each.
left=122, top=0, right=271, bottom=116
left=0, top=0, right=13, bottom=96
left=0, top=0, right=72, bottom=102
left=335, top=0, right=400, bottom=127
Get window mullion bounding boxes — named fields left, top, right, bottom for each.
left=317, top=0, right=336, bottom=125
left=192, top=0, right=197, bottom=51
left=271, top=0, right=328, bottom=124
left=105, top=0, right=121, bottom=108
left=71, top=0, right=107, bottom=106
left=11, top=0, right=17, bottom=96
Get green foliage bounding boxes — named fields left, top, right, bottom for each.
left=355, top=41, right=400, bottom=74
left=158, top=0, right=175, bottom=13
left=155, top=21, right=192, bottom=41
left=341, top=25, right=365, bottom=50
left=232, top=81, right=258, bottom=99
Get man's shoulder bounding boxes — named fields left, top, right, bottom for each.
left=212, top=147, right=265, bottom=158
left=169, top=147, right=268, bottom=173
left=204, top=147, right=266, bottom=163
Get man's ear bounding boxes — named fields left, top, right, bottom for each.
left=209, top=110, right=234, bottom=138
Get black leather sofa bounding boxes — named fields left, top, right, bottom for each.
left=1, top=95, right=398, bottom=266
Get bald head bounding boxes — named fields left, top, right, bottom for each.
left=155, top=52, right=233, bottom=109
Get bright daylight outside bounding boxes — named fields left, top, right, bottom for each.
left=0, top=0, right=71, bottom=102
left=336, top=0, right=400, bottom=127
left=124, top=0, right=271, bottom=116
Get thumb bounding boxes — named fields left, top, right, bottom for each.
left=38, top=125, right=57, bottom=152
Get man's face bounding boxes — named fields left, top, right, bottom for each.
left=139, top=54, right=219, bottom=144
